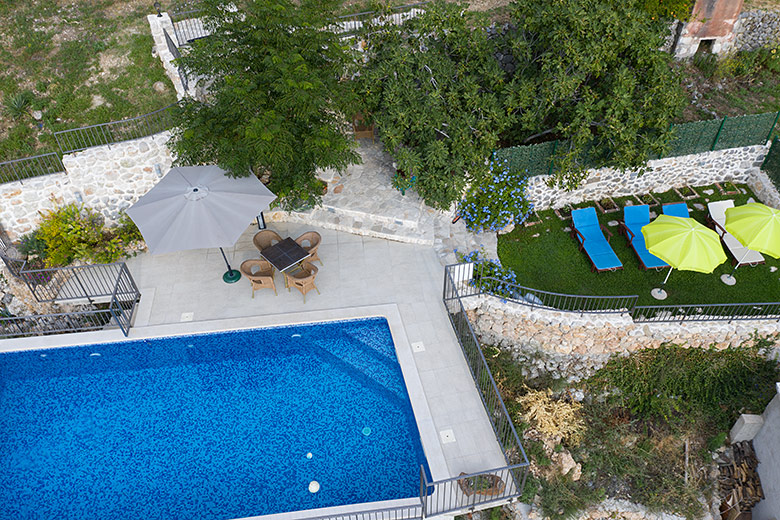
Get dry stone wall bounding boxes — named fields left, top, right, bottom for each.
left=0, top=132, right=174, bottom=241
left=734, top=9, right=780, bottom=52
left=463, top=295, right=780, bottom=383
left=525, top=144, right=772, bottom=211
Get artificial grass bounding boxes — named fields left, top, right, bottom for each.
left=497, top=183, right=780, bottom=306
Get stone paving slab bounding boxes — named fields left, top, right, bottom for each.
left=265, top=142, right=497, bottom=265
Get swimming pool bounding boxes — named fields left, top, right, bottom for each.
left=0, top=317, right=430, bottom=519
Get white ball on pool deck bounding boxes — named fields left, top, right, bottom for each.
left=309, top=481, right=320, bottom=493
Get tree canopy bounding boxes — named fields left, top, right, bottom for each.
left=502, top=0, right=686, bottom=188
left=168, top=0, right=359, bottom=210
left=354, top=2, right=513, bottom=210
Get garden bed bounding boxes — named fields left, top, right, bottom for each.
left=497, top=183, right=780, bottom=307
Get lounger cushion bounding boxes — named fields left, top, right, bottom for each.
left=572, top=208, right=622, bottom=271
left=662, top=203, right=689, bottom=218
left=623, top=205, right=668, bottom=269
left=708, top=200, right=765, bottom=265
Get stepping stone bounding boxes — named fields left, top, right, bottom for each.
left=649, top=211, right=657, bottom=219
left=563, top=227, right=571, bottom=233
left=747, top=197, right=756, bottom=204
left=607, top=220, right=619, bottom=227
left=702, top=189, right=715, bottom=195
left=693, top=203, right=705, bottom=211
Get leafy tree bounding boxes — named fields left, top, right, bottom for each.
left=354, top=1, right=513, bottom=210
left=168, top=0, right=359, bottom=210
left=502, top=0, right=686, bottom=189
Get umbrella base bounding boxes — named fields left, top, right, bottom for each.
left=720, top=274, right=737, bottom=286
left=651, top=288, right=668, bottom=300
left=223, top=269, right=241, bottom=284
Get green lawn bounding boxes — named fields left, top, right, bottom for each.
left=497, top=183, right=780, bottom=306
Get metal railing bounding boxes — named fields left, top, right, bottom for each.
left=163, top=28, right=189, bottom=91
left=170, top=5, right=210, bottom=46
left=467, top=262, right=637, bottom=314
left=631, top=302, right=780, bottom=323
left=0, top=261, right=141, bottom=338
left=53, top=104, right=175, bottom=154
left=292, top=503, right=422, bottom=520
left=0, top=152, right=66, bottom=184
left=453, top=261, right=780, bottom=324
left=332, top=2, right=429, bottom=39
left=430, top=264, right=529, bottom=516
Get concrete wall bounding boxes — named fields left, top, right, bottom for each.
left=753, top=387, right=780, bottom=520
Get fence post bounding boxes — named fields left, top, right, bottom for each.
left=547, top=140, right=558, bottom=176
left=712, top=116, right=727, bottom=151
left=767, top=111, right=780, bottom=143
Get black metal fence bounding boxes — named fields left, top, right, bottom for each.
left=435, top=264, right=530, bottom=515
left=0, top=261, right=141, bottom=338
left=452, top=261, right=780, bottom=324
left=170, top=5, right=210, bottom=46
left=53, top=104, right=176, bottom=154
left=0, top=152, right=66, bottom=184
left=294, top=503, right=422, bottom=520
left=496, top=111, right=780, bottom=177
left=163, top=28, right=189, bottom=91
left=763, top=137, right=780, bottom=191
left=631, top=302, right=780, bottom=323
left=463, top=262, right=638, bottom=314
left=332, top=2, right=429, bottom=39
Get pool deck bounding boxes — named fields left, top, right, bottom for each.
left=126, top=221, right=508, bottom=480
left=0, top=221, right=509, bottom=518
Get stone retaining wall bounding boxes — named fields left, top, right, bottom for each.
left=526, top=144, right=773, bottom=211
left=463, top=295, right=780, bottom=383
left=0, top=133, right=174, bottom=241
left=734, top=9, right=780, bottom=52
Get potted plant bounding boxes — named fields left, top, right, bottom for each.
left=673, top=185, right=699, bottom=200
left=554, top=204, right=573, bottom=220
left=636, top=192, right=660, bottom=207
left=457, top=472, right=506, bottom=496
left=595, top=196, right=619, bottom=214
left=716, top=181, right=740, bottom=195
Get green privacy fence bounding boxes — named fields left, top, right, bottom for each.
left=762, top=137, right=780, bottom=191
left=496, top=111, right=780, bottom=177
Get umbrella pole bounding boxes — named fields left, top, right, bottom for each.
left=721, top=250, right=750, bottom=285
left=662, top=266, right=673, bottom=286
left=220, top=247, right=241, bottom=284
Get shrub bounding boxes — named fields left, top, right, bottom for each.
left=589, top=341, right=779, bottom=428
left=641, top=0, right=694, bottom=20
left=518, top=388, right=586, bottom=446
left=3, top=91, right=32, bottom=119
left=458, top=157, right=533, bottom=233
left=457, top=250, right=520, bottom=299
left=35, top=204, right=143, bottom=267
left=17, top=230, right=48, bottom=260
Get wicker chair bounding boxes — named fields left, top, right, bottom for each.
left=253, top=229, right=282, bottom=253
left=294, top=231, right=322, bottom=265
left=240, top=259, right=276, bottom=297
left=286, top=261, right=319, bottom=303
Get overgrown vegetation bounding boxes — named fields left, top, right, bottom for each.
left=170, top=0, right=359, bottom=211
left=498, top=0, right=686, bottom=189
left=486, top=339, right=779, bottom=519
left=355, top=1, right=512, bottom=209
left=497, top=183, right=780, bottom=306
left=0, top=0, right=177, bottom=160
left=27, top=204, right=143, bottom=266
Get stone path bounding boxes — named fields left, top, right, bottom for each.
left=266, top=141, right=498, bottom=265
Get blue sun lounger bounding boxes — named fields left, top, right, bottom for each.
left=662, top=202, right=690, bottom=218
left=571, top=207, right=623, bottom=272
left=619, top=205, right=669, bottom=270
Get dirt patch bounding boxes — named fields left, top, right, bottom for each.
left=103, top=0, right=150, bottom=19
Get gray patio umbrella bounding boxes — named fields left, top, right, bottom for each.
left=126, top=165, right=276, bottom=283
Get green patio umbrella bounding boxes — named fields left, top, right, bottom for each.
left=725, top=202, right=780, bottom=258
left=641, top=215, right=727, bottom=299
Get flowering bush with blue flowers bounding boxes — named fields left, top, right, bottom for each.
left=456, top=249, right=520, bottom=300
left=458, top=157, right=533, bottom=234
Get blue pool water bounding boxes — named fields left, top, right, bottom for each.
left=0, top=318, right=430, bottom=519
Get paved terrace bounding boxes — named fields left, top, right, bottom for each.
left=124, top=220, right=509, bottom=517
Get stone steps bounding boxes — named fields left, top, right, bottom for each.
left=268, top=206, right=434, bottom=246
